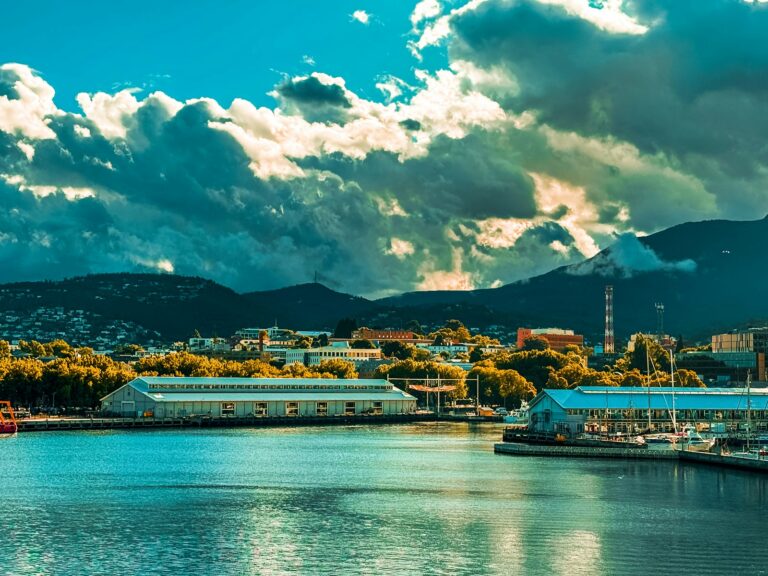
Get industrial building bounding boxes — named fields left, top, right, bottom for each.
left=101, top=377, right=416, bottom=418
left=516, top=327, right=584, bottom=351
left=528, top=386, right=768, bottom=436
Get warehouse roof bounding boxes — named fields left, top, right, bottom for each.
left=102, top=377, right=416, bottom=402
left=143, top=391, right=414, bottom=402
left=532, top=386, right=768, bottom=411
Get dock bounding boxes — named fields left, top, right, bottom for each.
left=495, top=441, right=768, bottom=472
left=16, top=412, right=437, bottom=432
left=494, top=442, right=678, bottom=459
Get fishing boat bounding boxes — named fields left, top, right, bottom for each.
left=0, top=401, right=18, bottom=434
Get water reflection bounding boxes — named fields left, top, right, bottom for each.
left=1, top=424, right=767, bottom=575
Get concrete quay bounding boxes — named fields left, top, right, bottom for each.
left=494, top=442, right=678, bottom=459
left=16, top=412, right=437, bottom=432
left=494, top=441, right=768, bottom=473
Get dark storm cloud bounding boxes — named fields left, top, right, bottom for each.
left=302, top=132, right=538, bottom=221
left=277, top=75, right=352, bottom=108
left=449, top=0, right=768, bottom=217
left=275, top=75, right=352, bottom=124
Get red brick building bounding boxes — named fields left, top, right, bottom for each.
left=517, top=327, right=584, bottom=351
left=352, top=328, right=415, bottom=341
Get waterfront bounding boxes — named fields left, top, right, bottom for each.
left=2, top=423, right=767, bottom=576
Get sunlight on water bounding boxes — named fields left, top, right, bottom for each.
left=1, top=423, right=767, bottom=576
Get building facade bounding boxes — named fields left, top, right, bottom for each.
left=285, top=344, right=382, bottom=366
left=101, top=377, right=416, bottom=418
left=517, top=328, right=584, bottom=351
left=352, top=328, right=415, bottom=341
left=528, top=386, right=768, bottom=436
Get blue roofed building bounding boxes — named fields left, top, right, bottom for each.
left=528, top=386, right=768, bottom=436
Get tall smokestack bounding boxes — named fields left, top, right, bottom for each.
left=605, top=285, right=614, bottom=354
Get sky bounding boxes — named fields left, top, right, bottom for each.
left=1, top=0, right=767, bottom=297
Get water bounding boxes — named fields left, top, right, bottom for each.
left=1, top=423, right=767, bottom=576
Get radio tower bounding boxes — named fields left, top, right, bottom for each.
left=655, top=302, right=665, bottom=341
left=604, top=285, right=614, bottom=354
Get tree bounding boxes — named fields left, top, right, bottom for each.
left=333, top=317, right=357, bottom=339
left=350, top=339, right=376, bottom=349
left=626, top=334, right=670, bottom=372
left=497, top=369, right=536, bottom=406
left=0, top=340, right=10, bottom=359
left=469, top=347, right=484, bottom=363
left=316, top=359, right=358, bottom=379
left=293, top=336, right=313, bottom=349
left=405, top=320, right=422, bottom=336
left=521, top=336, right=549, bottom=351
left=381, top=341, right=415, bottom=360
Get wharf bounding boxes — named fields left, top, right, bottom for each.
left=494, top=442, right=677, bottom=459
left=495, top=441, right=768, bottom=472
left=678, top=450, right=768, bottom=472
left=16, top=412, right=436, bottom=432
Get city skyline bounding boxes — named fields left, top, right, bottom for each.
left=1, top=0, right=767, bottom=297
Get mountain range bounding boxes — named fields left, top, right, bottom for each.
left=1, top=216, right=766, bottom=344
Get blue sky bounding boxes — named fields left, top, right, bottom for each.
left=1, top=1, right=768, bottom=296
left=0, top=1, right=445, bottom=110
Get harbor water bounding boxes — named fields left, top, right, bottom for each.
left=1, top=423, right=767, bottom=576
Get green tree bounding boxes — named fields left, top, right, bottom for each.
left=350, top=339, right=376, bottom=349
left=626, top=334, right=670, bottom=372
left=333, top=317, right=357, bottom=338
left=521, top=336, right=549, bottom=351
left=381, top=341, right=415, bottom=360
left=315, top=359, right=358, bottom=379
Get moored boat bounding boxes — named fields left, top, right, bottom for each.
left=0, top=401, right=18, bottom=434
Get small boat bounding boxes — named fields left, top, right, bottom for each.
left=0, top=401, right=18, bottom=434
left=673, top=426, right=715, bottom=453
left=644, top=433, right=676, bottom=445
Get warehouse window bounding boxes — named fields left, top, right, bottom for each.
left=316, top=402, right=328, bottom=416
left=221, top=402, right=235, bottom=416
left=345, top=402, right=356, bottom=416
left=254, top=402, right=267, bottom=416
left=372, top=402, right=383, bottom=415
left=286, top=402, right=299, bottom=416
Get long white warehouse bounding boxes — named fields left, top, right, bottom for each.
left=101, top=377, right=417, bottom=418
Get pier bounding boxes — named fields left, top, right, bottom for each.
left=495, top=441, right=768, bottom=473
left=16, top=412, right=438, bottom=432
left=494, top=442, right=678, bottom=459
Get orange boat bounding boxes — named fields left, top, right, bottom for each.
left=0, top=401, right=18, bottom=434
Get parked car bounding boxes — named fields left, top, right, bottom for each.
left=493, top=407, right=509, bottom=416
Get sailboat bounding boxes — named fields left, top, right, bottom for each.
left=730, top=372, right=767, bottom=459
left=669, top=349, right=715, bottom=453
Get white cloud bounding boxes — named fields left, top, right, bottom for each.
left=385, top=238, right=415, bottom=259
left=418, top=248, right=476, bottom=290
left=351, top=10, right=370, bottom=25
left=0, top=63, right=59, bottom=139
left=411, top=0, right=442, bottom=26
left=534, top=0, right=648, bottom=35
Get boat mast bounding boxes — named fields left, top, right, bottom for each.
left=646, top=343, right=651, bottom=429
left=670, top=347, right=677, bottom=434
left=747, top=370, right=752, bottom=451
left=476, top=375, right=480, bottom=415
